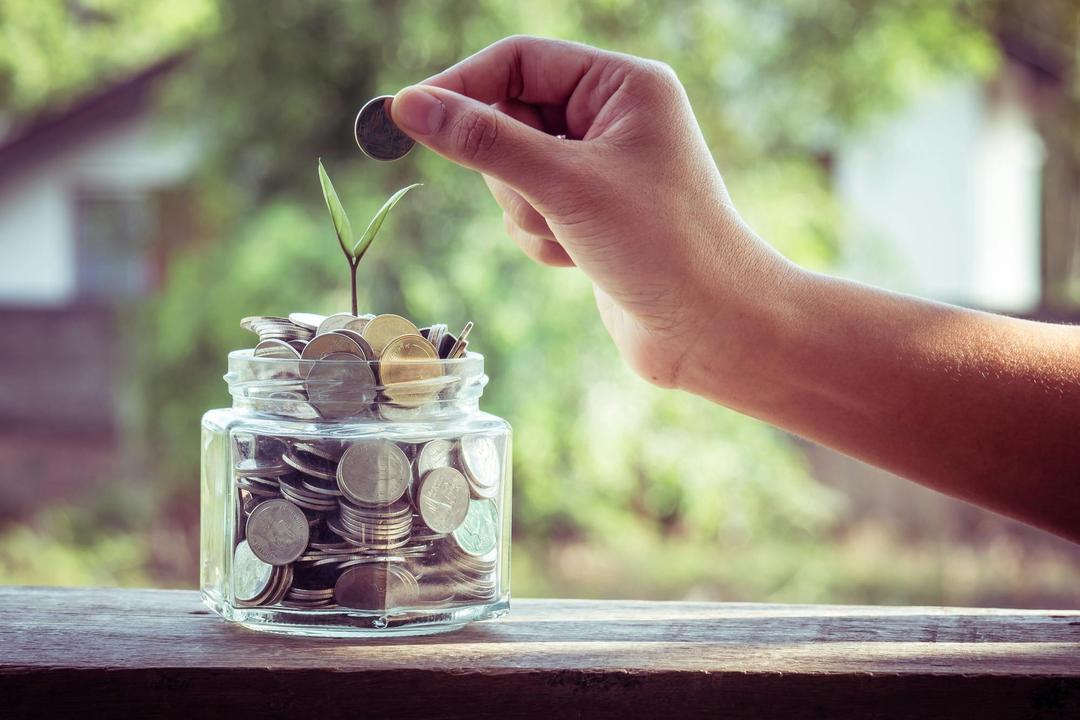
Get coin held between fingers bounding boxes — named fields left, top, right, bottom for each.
left=355, top=95, right=416, bottom=161
left=392, top=87, right=447, bottom=136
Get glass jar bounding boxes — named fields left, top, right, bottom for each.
left=200, top=349, right=511, bottom=636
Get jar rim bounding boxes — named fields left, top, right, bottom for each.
left=224, top=349, right=487, bottom=421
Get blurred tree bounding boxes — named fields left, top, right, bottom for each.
left=134, top=0, right=992, bottom=597
left=0, top=0, right=215, bottom=112
left=10, top=0, right=1074, bottom=603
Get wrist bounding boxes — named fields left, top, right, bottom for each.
left=673, top=229, right=811, bottom=410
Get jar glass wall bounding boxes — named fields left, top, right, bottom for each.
left=200, top=350, right=511, bottom=636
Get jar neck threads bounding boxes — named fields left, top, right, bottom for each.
left=224, top=349, right=487, bottom=422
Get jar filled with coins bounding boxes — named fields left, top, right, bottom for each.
left=200, top=312, right=511, bottom=636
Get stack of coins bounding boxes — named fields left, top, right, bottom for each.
left=233, top=540, right=293, bottom=608
left=240, top=312, right=472, bottom=420
left=231, top=433, right=502, bottom=612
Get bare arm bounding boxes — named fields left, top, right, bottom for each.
left=389, top=35, right=1080, bottom=543
left=682, top=264, right=1080, bottom=541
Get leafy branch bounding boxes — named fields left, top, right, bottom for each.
left=318, top=159, right=421, bottom=315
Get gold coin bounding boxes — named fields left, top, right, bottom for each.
left=362, top=314, right=420, bottom=357
left=378, top=333, right=442, bottom=406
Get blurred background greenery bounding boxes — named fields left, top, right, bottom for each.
left=0, top=0, right=1077, bottom=606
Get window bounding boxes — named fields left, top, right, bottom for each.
left=74, top=189, right=155, bottom=301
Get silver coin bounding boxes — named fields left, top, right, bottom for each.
left=245, top=498, right=310, bottom=565
left=292, top=440, right=346, bottom=462
left=354, top=95, right=415, bottom=161
left=299, top=333, right=366, bottom=376
left=378, top=402, right=426, bottom=422
left=303, top=352, right=376, bottom=419
left=288, top=312, right=327, bottom=331
left=334, top=562, right=418, bottom=610
left=282, top=449, right=338, bottom=481
left=424, top=324, right=448, bottom=356
left=336, top=439, right=411, bottom=505
left=342, top=316, right=374, bottom=336
left=416, top=439, right=456, bottom=479
left=235, top=458, right=291, bottom=478
left=253, top=339, right=301, bottom=379
left=254, top=339, right=301, bottom=359
left=450, top=499, right=499, bottom=557
left=233, top=540, right=275, bottom=603
left=265, top=391, right=320, bottom=420
left=460, top=435, right=501, bottom=493
left=316, top=312, right=357, bottom=336
left=417, top=467, right=470, bottom=534
left=329, top=329, right=374, bottom=359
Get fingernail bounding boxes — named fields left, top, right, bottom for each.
left=393, top=87, right=445, bottom=135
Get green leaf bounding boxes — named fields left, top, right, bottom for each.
left=351, top=183, right=422, bottom=260
left=318, top=159, right=354, bottom=260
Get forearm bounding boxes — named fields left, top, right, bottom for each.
left=682, top=265, right=1080, bottom=542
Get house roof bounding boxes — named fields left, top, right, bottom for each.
left=0, top=54, right=187, bottom=186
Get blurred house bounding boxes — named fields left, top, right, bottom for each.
left=0, top=56, right=198, bottom=513
left=835, top=62, right=1044, bottom=313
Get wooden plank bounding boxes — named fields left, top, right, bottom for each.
left=1, top=586, right=1078, bottom=719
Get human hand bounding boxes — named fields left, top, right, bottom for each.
left=391, top=36, right=794, bottom=389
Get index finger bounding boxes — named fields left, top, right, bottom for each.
left=422, top=36, right=602, bottom=107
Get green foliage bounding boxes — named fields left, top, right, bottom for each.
left=6, top=0, right=1061, bottom=603
left=0, top=0, right=216, bottom=110
left=354, top=183, right=422, bottom=260
left=318, top=159, right=354, bottom=261
left=126, top=0, right=993, bottom=597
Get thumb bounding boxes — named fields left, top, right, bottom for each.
left=391, top=85, right=568, bottom=195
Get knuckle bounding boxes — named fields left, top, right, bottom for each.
left=633, top=59, right=682, bottom=100
left=648, top=60, right=680, bottom=84
left=499, top=33, right=536, bottom=48
left=452, top=110, right=500, bottom=163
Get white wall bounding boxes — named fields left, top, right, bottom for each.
left=0, top=112, right=199, bottom=305
left=834, top=70, right=1043, bottom=312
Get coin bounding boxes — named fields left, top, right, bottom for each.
left=446, top=321, right=473, bottom=359
left=242, top=316, right=312, bottom=343
left=288, top=312, right=327, bottom=331
left=253, top=339, right=301, bottom=379
left=450, top=499, right=499, bottom=557
left=329, top=329, right=374, bottom=359
left=300, top=333, right=367, bottom=374
left=423, top=324, right=448, bottom=356
left=254, top=339, right=301, bottom=359
left=235, top=458, right=292, bottom=478
left=233, top=540, right=275, bottom=602
left=460, top=435, right=501, bottom=497
left=379, top=333, right=442, bottom=406
left=342, top=316, right=374, bottom=335
left=361, top=314, right=419, bottom=357
left=336, top=439, right=411, bottom=505
left=354, top=95, right=415, bottom=161
left=246, top=498, right=310, bottom=565
left=417, top=467, right=470, bottom=534
left=303, top=352, right=376, bottom=419
left=282, top=449, right=338, bottom=481
left=416, top=439, right=455, bottom=479
left=292, top=440, right=346, bottom=463
left=316, top=312, right=356, bottom=336
left=334, top=562, right=419, bottom=610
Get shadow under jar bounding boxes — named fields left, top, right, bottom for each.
left=200, top=349, right=511, bottom=636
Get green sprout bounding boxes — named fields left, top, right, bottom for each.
left=318, top=159, right=421, bottom=315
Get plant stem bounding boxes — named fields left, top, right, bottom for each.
left=350, top=260, right=358, bottom=316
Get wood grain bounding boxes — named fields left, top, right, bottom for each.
left=1, top=586, right=1078, bottom=719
